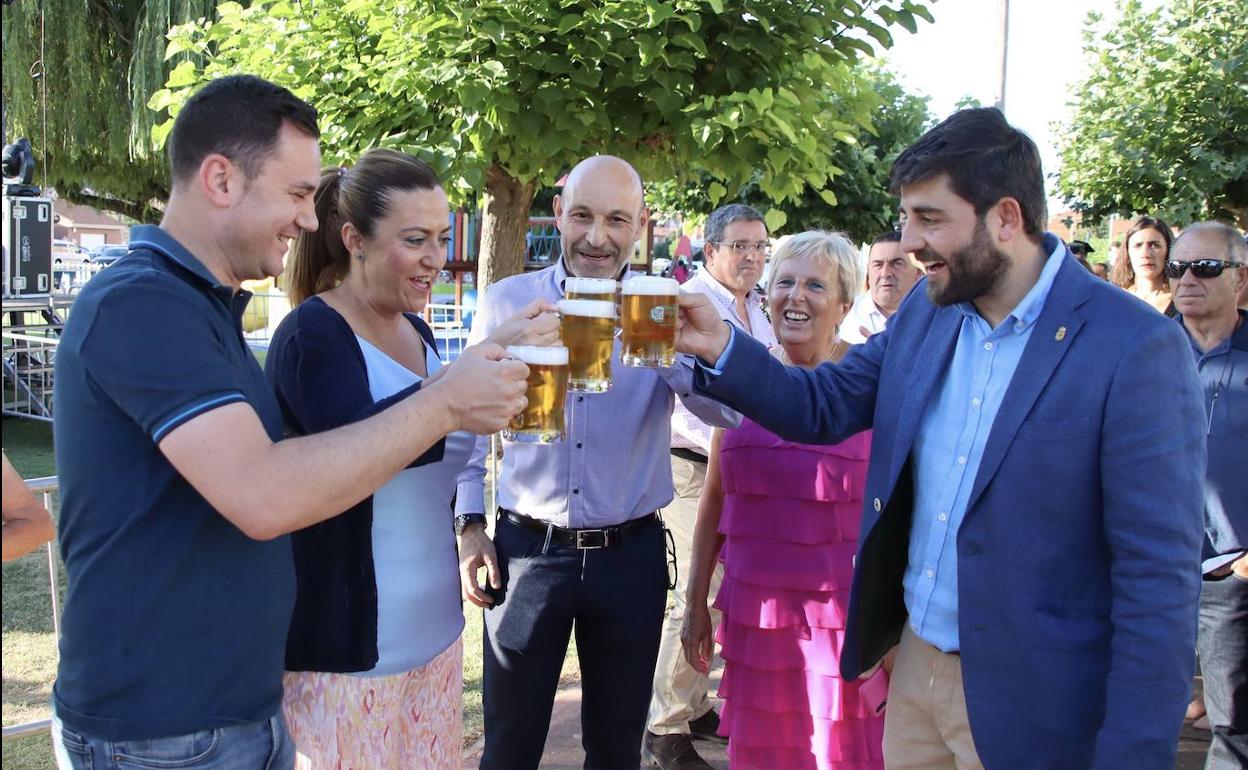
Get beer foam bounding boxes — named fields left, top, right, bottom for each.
left=564, top=277, right=618, bottom=294
left=558, top=299, right=616, bottom=318
left=507, top=345, right=569, bottom=365
left=622, top=276, right=679, bottom=295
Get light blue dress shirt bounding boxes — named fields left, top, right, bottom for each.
left=904, top=240, right=1066, bottom=652
left=455, top=259, right=740, bottom=527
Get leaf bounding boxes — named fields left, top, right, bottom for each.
left=764, top=207, right=788, bottom=232
left=708, top=181, right=727, bottom=204
left=165, top=60, right=200, bottom=88
left=819, top=189, right=838, bottom=206
left=557, top=14, right=581, bottom=35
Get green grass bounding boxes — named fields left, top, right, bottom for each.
left=1, top=415, right=580, bottom=762
left=2, top=418, right=56, bottom=478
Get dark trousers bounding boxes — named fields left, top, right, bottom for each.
left=1198, top=573, right=1248, bottom=770
left=480, top=514, right=668, bottom=770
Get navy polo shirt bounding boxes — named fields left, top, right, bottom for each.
left=51, top=225, right=295, bottom=740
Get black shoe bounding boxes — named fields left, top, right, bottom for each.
left=642, top=731, right=715, bottom=770
left=688, top=709, right=728, bottom=745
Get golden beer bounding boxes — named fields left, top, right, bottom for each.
left=564, top=277, right=619, bottom=304
left=503, top=345, right=569, bottom=444
left=621, top=276, right=679, bottom=367
left=559, top=299, right=616, bottom=393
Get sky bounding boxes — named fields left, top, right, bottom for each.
left=881, top=0, right=1153, bottom=203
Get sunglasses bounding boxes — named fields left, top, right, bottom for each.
left=1163, top=259, right=1247, bottom=279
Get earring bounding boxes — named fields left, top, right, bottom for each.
left=355, top=252, right=365, bottom=260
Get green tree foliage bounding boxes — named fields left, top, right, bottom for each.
left=2, top=0, right=222, bottom=221
left=1056, top=0, right=1248, bottom=228
left=155, top=0, right=932, bottom=285
left=648, top=67, right=932, bottom=243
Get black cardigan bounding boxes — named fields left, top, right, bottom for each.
left=264, top=296, right=446, bottom=672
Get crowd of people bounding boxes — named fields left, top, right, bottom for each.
left=11, top=73, right=1241, bottom=770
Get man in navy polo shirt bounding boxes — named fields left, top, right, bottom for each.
left=50, top=75, right=529, bottom=769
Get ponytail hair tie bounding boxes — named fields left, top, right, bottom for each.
left=337, top=167, right=347, bottom=179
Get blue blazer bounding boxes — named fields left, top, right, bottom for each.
left=697, top=246, right=1206, bottom=769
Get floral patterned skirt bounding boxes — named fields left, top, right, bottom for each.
left=282, top=636, right=463, bottom=770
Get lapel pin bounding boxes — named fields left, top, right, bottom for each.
left=1055, top=326, right=1067, bottom=342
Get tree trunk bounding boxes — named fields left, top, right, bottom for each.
left=477, top=164, right=537, bottom=289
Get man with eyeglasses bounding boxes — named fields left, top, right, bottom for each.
left=645, top=203, right=776, bottom=770
left=842, top=230, right=925, bottom=343
left=1171, top=221, right=1248, bottom=770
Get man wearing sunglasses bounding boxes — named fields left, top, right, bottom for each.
left=676, top=108, right=1207, bottom=769
left=1171, top=222, right=1248, bottom=770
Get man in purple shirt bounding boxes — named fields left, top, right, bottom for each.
left=455, top=155, right=739, bottom=770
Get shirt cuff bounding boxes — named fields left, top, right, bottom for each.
left=454, top=482, right=487, bottom=516
left=1203, top=550, right=1246, bottom=576
left=695, top=323, right=738, bottom=377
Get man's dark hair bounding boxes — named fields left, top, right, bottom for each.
left=705, top=203, right=765, bottom=244
left=890, top=107, right=1046, bottom=240
left=168, top=75, right=320, bottom=186
left=871, top=230, right=902, bottom=246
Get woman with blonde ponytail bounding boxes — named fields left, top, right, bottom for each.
left=265, top=149, right=557, bottom=769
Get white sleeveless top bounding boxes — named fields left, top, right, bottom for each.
left=353, top=335, right=474, bottom=676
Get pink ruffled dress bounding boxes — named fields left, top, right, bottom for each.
left=714, top=417, right=884, bottom=770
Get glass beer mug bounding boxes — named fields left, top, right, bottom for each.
left=620, top=276, right=679, bottom=367
left=503, top=345, right=570, bottom=444
left=558, top=299, right=616, bottom=393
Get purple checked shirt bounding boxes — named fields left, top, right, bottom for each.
left=454, top=260, right=741, bottom=528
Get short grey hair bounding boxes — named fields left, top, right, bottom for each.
left=767, top=230, right=862, bottom=307
left=705, top=203, right=766, bottom=244
left=1174, top=221, right=1248, bottom=264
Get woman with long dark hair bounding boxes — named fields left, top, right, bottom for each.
left=1110, top=215, right=1176, bottom=316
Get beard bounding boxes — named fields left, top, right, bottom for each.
left=922, top=219, right=1010, bottom=306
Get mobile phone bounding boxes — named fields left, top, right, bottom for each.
left=859, top=669, right=889, bottom=716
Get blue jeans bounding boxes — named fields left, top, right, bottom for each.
left=1198, top=572, right=1248, bottom=770
left=52, top=712, right=294, bottom=770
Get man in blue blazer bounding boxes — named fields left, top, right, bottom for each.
left=676, top=108, right=1207, bottom=769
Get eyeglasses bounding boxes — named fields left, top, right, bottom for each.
left=710, top=240, right=771, bottom=256
left=1163, top=259, right=1247, bottom=279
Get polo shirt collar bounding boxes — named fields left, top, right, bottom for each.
left=129, top=225, right=234, bottom=293
left=1180, top=309, right=1248, bottom=358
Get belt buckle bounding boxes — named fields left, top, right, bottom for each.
left=575, top=529, right=608, bottom=549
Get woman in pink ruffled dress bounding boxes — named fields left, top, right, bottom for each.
left=682, top=230, right=886, bottom=770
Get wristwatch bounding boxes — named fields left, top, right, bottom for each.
left=455, top=513, right=487, bottom=535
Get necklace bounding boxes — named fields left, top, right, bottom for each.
left=1206, top=353, right=1234, bottom=435
left=780, top=338, right=846, bottom=367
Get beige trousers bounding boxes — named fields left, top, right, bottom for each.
left=647, top=454, right=723, bottom=734
left=883, top=624, right=985, bottom=770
